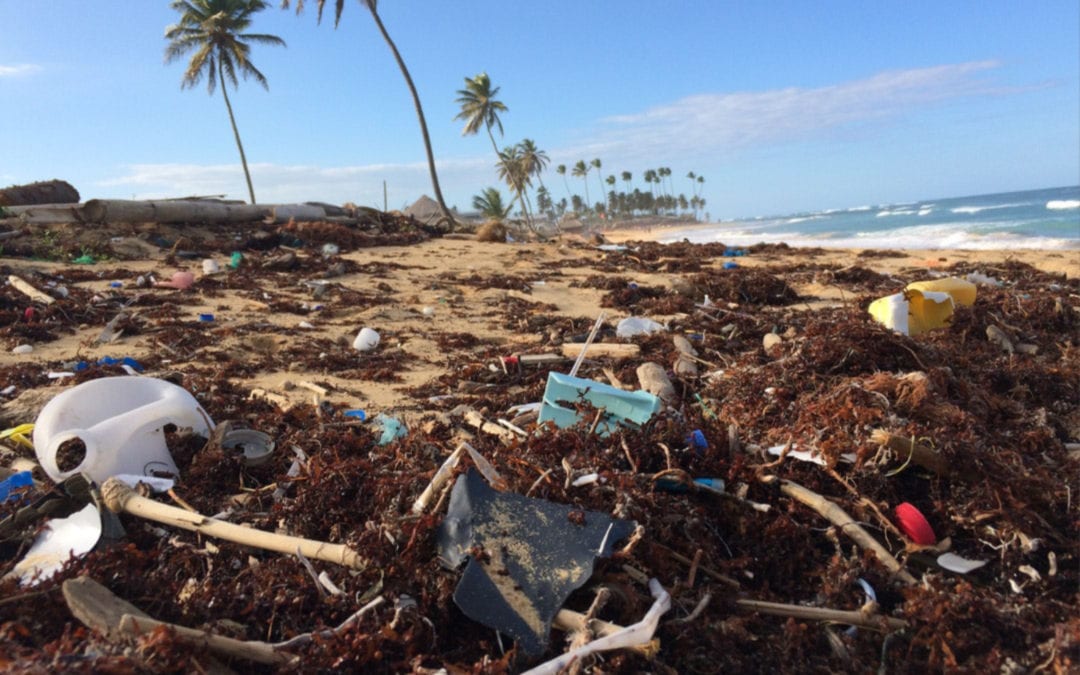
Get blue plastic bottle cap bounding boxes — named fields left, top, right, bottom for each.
left=109, top=281, right=123, bottom=288
left=723, top=262, right=739, bottom=270
left=343, top=409, right=366, bottom=421
left=688, top=429, right=709, bottom=450
left=199, top=313, right=214, bottom=322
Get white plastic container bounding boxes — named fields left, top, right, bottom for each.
left=33, top=376, right=213, bottom=483
left=353, top=327, right=380, bottom=351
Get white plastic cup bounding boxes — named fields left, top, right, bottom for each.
left=202, top=259, right=221, bottom=274
left=353, top=327, right=380, bottom=351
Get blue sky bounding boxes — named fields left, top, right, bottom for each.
left=2, top=1, right=1077, bottom=219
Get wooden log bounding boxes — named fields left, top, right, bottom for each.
left=560, top=342, right=640, bottom=360
left=272, top=204, right=327, bottom=223
left=0, top=179, right=79, bottom=206
left=4, top=204, right=82, bottom=225
left=636, top=362, right=677, bottom=405
left=80, top=199, right=270, bottom=224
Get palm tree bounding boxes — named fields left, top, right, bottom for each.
left=165, top=0, right=284, bottom=204
left=472, top=187, right=511, bottom=219
left=454, top=72, right=508, bottom=160
left=283, top=0, right=455, bottom=226
left=643, top=169, right=658, bottom=200
left=571, top=160, right=590, bottom=212
left=590, top=159, right=604, bottom=212
left=497, top=145, right=533, bottom=227
left=605, top=174, right=617, bottom=215
left=517, top=139, right=549, bottom=190
left=621, top=170, right=632, bottom=194
left=556, top=164, right=571, bottom=203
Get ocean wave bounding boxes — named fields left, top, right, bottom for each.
left=917, top=208, right=933, bottom=216
left=876, top=209, right=917, bottom=217
left=950, top=202, right=1028, bottom=214
left=785, top=215, right=825, bottom=224
left=1046, top=199, right=1080, bottom=210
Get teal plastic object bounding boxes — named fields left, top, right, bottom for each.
left=538, top=372, right=660, bottom=435
left=372, top=413, right=407, bottom=445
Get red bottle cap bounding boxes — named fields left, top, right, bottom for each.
left=894, top=502, right=936, bottom=545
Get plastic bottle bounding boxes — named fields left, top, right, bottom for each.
left=33, top=376, right=213, bottom=483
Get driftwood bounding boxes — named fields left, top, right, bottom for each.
left=80, top=199, right=269, bottom=224
left=870, top=429, right=950, bottom=476
left=0, top=179, right=79, bottom=206
left=560, top=342, right=640, bottom=360
left=672, top=335, right=699, bottom=377
left=4, top=204, right=82, bottom=225
left=101, top=478, right=364, bottom=568
left=7, top=275, right=55, bottom=305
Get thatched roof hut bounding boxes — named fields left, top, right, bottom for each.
left=403, top=195, right=443, bottom=224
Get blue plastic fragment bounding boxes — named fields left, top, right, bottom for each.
left=722, top=262, right=739, bottom=270
left=654, top=476, right=725, bottom=494
left=343, top=409, right=366, bottom=421
left=0, top=471, right=34, bottom=503
left=687, top=429, right=709, bottom=451
left=372, top=413, right=407, bottom=445
left=537, top=372, right=660, bottom=436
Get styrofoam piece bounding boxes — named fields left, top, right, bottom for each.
left=33, top=376, right=213, bottom=483
left=353, top=327, right=380, bottom=351
left=538, top=372, right=660, bottom=436
left=12, top=503, right=101, bottom=586
left=615, top=317, right=666, bottom=338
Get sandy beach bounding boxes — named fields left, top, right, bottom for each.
left=0, top=218, right=1077, bottom=671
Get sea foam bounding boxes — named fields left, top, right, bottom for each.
left=1046, top=199, right=1080, bottom=210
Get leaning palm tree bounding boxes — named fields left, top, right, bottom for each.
left=165, top=0, right=284, bottom=204
left=517, top=139, right=549, bottom=191
left=283, top=0, right=455, bottom=226
left=572, top=160, right=590, bottom=213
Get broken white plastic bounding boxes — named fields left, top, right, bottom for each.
left=523, top=578, right=671, bottom=675
left=766, top=444, right=856, bottom=466
left=937, top=552, right=988, bottom=574
left=11, top=503, right=101, bottom=586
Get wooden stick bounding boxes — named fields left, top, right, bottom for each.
left=7, top=274, right=54, bottom=304
left=735, top=599, right=908, bottom=632
left=411, top=444, right=465, bottom=514
left=119, top=614, right=290, bottom=665
left=561, top=342, right=640, bottom=360
left=101, top=478, right=364, bottom=569
left=761, top=475, right=917, bottom=585
left=870, top=429, right=950, bottom=476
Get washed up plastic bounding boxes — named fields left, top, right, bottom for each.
left=228, top=251, right=243, bottom=269
left=936, top=552, right=988, bottom=574
left=0, top=471, right=34, bottom=503
left=202, top=258, right=221, bottom=274
left=112, top=474, right=175, bottom=493
left=437, top=469, right=636, bottom=656
left=615, top=316, right=666, bottom=338
left=894, top=502, right=936, bottom=545
left=654, top=475, right=725, bottom=495
left=537, top=372, right=661, bottom=436
left=371, top=413, right=406, bottom=445
left=868, top=277, right=976, bottom=336
left=33, top=376, right=213, bottom=483
left=156, top=271, right=195, bottom=290
left=73, top=356, right=144, bottom=373
left=220, top=428, right=275, bottom=467
left=722, top=261, right=739, bottom=270
left=10, top=502, right=101, bottom=586
left=353, top=327, right=380, bottom=351
left=0, top=423, right=35, bottom=450
left=766, top=443, right=856, bottom=465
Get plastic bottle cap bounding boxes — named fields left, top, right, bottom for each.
left=894, top=502, right=936, bottom=545
left=198, top=313, right=214, bottom=322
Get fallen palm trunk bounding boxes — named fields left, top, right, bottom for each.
left=80, top=199, right=269, bottom=224
left=761, top=475, right=917, bottom=585
left=101, top=478, right=364, bottom=568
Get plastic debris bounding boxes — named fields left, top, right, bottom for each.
left=353, top=327, right=380, bottom=351
left=868, top=277, right=977, bottom=336
left=202, top=259, right=221, bottom=274
left=894, top=502, right=936, bottom=545
left=371, top=413, right=407, bottom=445
left=615, top=316, right=666, bottom=338
left=342, top=409, right=367, bottom=421
left=937, top=552, right=989, bottom=574
left=11, top=344, right=33, bottom=354
left=437, top=469, right=636, bottom=656
left=10, top=502, right=102, bottom=586
left=537, top=372, right=661, bottom=436
left=220, top=428, right=276, bottom=467
left=157, top=271, right=195, bottom=290
left=111, top=474, right=175, bottom=493
left=766, top=444, right=856, bottom=465
left=0, top=423, right=36, bottom=450
left=228, top=251, right=243, bottom=269
left=723, top=261, right=739, bottom=269
left=0, top=471, right=35, bottom=503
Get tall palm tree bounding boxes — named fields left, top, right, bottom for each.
left=165, top=0, right=284, bottom=204
left=283, top=0, right=455, bottom=225
left=556, top=164, right=571, bottom=203
left=454, top=72, right=508, bottom=161
left=571, top=160, right=590, bottom=212
left=497, top=145, right=533, bottom=227
left=643, top=169, right=658, bottom=200
left=472, top=187, right=511, bottom=219
left=517, top=139, right=549, bottom=191
left=590, top=158, right=604, bottom=212
left=621, top=170, right=632, bottom=194
left=605, top=174, right=617, bottom=215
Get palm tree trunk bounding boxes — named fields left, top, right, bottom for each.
left=367, top=3, right=454, bottom=227
left=219, top=61, right=256, bottom=205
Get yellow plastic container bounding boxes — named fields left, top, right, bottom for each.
left=868, top=277, right=978, bottom=336
left=906, top=277, right=976, bottom=306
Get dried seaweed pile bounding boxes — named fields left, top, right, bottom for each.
left=0, top=232, right=1077, bottom=673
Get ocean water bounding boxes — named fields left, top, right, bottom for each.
left=660, top=185, right=1080, bottom=250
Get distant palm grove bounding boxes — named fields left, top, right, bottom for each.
left=164, top=1, right=706, bottom=228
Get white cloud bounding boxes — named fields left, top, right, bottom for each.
left=580, top=60, right=1023, bottom=163
left=0, top=64, right=42, bottom=77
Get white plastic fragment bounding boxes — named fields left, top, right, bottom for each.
left=615, top=316, right=666, bottom=338
left=571, top=472, right=600, bottom=487
left=112, top=474, right=176, bottom=493
left=766, top=444, right=856, bottom=466
left=11, top=503, right=102, bottom=586
left=12, top=344, right=33, bottom=354
left=936, top=552, right=989, bottom=575
left=523, top=578, right=671, bottom=675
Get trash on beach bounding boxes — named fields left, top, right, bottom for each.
left=156, top=270, right=195, bottom=290
left=936, top=552, right=989, bottom=575
left=537, top=372, right=661, bottom=436
left=371, top=413, right=407, bottom=445
left=201, top=258, right=221, bottom=274
left=0, top=470, right=35, bottom=503
left=11, top=344, right=33, bottom=354
left=894, top=502, right=937, bottom=545
left=353, top=327, right=380, bottom=351
left=868, top=277, right=976, bottom=336
left=33, top=376, right=213, bottom=483
left=616, top=316, right=666, bottom=338
left=220, top=428, right=276, bottom=467
left=437, top=469, right=636, bottom=656
left=766, top=443, right=856, bottom=466
left=9, top=502, right=102, bottom=586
